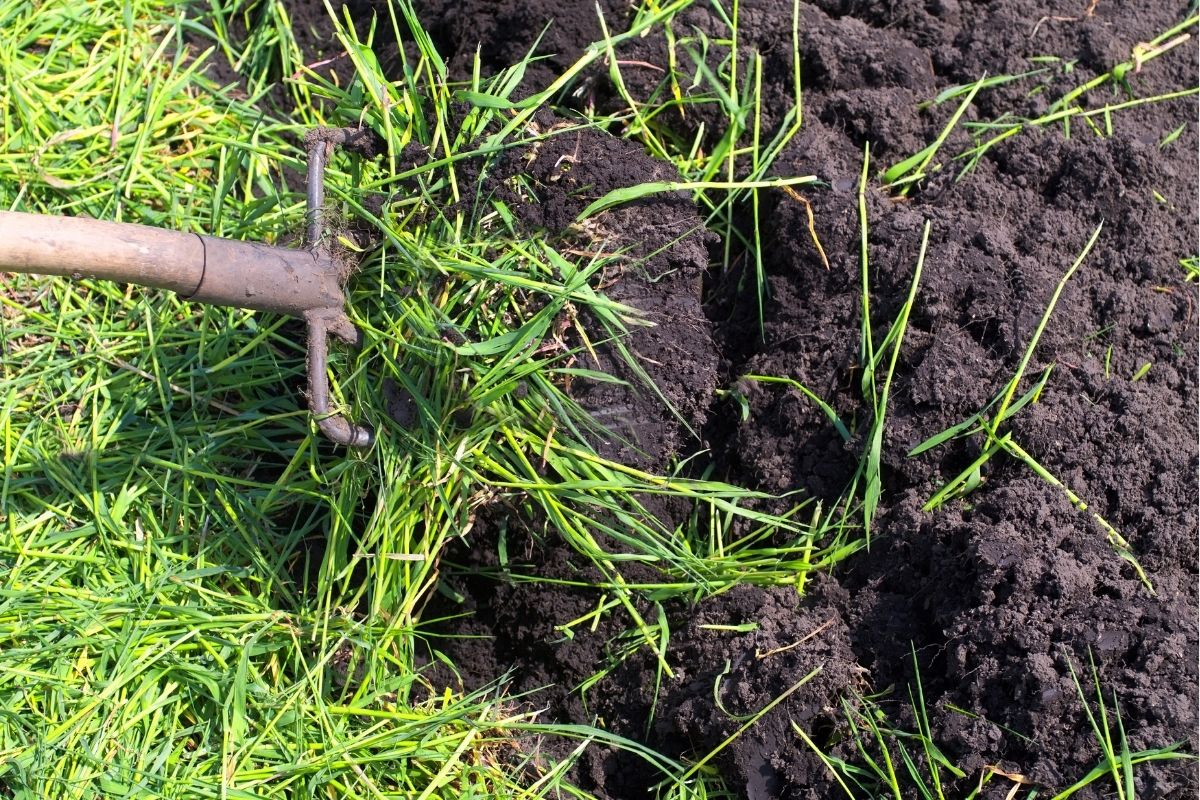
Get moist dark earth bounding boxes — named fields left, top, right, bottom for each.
left=274, top=1, right=1198, bottom=797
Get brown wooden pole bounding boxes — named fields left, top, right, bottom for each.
left=0, top=210, right=346, bottom=317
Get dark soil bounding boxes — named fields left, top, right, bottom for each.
left=477, top=117, right=719, bottom=468
left=287, top=1, right=1198, bottom=797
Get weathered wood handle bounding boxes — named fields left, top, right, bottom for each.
left=0, top=210, right=345, bottom=317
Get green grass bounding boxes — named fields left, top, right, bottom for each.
left=3, top=1, right=642, bottom=792
left=854, top=148, right=929, bottom=542
left=0, top=0, right=851, bottom=794
left=0, top=0, right=637, bottom=794
left=880, top=14, right=1200, bottom=191
left=909, top=224, right=1153, bottom=591
left=594, top=0, right=814, bottom=331
left=740, top=145, right=930, bottom=546
left=0, top=0, right=1193, bottom=796
left=882, top=74, right=986, bottom=193
left=1051, top=651, right=1193, bottom=800
left=1180, top=255, right=1199, bottom=282
left=792, top=648, right=1193, bottom=799
left=956, top=15, right=1200, bottom=177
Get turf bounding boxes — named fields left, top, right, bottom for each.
left=0, top=0, right=835, bottom=794
left=1, top=1, right=1195, bottom=797
left=0, top=0, right=640, bottom=794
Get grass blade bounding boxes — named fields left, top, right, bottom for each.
left=576, top=176, right=817, bottom=221
left=989, top=224, right=1102, bottom=434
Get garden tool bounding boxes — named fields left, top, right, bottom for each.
left=0, top=127, right=374, bottom=447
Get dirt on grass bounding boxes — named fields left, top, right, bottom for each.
left=285, top=1, right=1198, bottom=797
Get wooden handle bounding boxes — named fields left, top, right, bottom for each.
left=0, top=210, right=346, bottom=317
left=0, top=210, right=203, bottom=294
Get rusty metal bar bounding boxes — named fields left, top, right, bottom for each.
left=305, top=308, right=374, bottom=447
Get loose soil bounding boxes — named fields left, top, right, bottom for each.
left=474, top=117, right=719, bottom=468
left=283, top=1, right=1198, bottom=797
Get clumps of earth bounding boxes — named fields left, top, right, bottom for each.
left=283, top=0, right=1198, bottom=797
